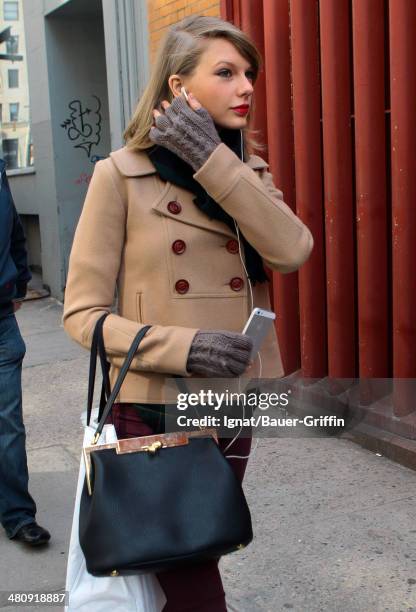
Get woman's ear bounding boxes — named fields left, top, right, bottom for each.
left=168, top=75, right=183, bottom=98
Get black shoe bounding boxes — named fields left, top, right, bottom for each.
left=13, top=522, right=51, bottom=546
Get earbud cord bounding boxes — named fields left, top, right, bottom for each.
left=224, top=129, right=261, bottom=462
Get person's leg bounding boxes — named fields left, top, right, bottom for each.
left=157, top=435, right=253, bottom=612
left=156, top=561, right=227, bottom=612
left=0, top=313, right=37, bottom=538
left=105, top=402, right=158, bottom=437
left=219, top=433, right=252, bottom=483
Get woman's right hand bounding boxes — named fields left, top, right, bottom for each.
left=186, top=330, right=254, bottom=377
left=149, top=94, right=221, bottom=172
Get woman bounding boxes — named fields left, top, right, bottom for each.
left=63, top=14, right=313, bottom=612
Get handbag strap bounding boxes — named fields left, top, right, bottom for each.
left=97, top=325, right=111, bottom=422
left=91, top=324, right=152, bottom=443
left=87, top=313, right=111, bottom=426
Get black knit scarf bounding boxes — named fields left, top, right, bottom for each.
left=146, top=127, right=269, bottom=285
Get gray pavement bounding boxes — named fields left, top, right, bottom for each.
left=0, top=296, right=415, bottom=612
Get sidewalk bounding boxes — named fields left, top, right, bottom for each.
left=0, top=296, right=415, bottom=611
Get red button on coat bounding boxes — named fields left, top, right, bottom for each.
left=230, top=277, right=244, bottom=291
left=172, top=240, right=186, bottom=254
left=226, top=239, right=239, bottom=254
left=175, top=279, right=189, bottom=294
left=167, top=201, right=182, bottom=214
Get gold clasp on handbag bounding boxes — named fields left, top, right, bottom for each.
left=141, top=441, right=163, bottom=454
left=83, top=430, right=218, bottom=496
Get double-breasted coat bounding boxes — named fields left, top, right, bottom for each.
left=62, top=142, right=313, bottom=403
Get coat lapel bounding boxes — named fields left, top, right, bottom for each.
left=150, top=181, right=237, bottom=239
left=110, top=146, right=269, bottom=239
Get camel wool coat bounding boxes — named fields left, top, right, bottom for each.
left=62, top=142, right=313, bottom=403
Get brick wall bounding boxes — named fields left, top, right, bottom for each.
left=147, top=0, right=220, bottom=65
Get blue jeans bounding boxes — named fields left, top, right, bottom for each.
left=0, top=312, right=37, bottom=538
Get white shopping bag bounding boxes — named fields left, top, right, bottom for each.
left=65, top=409, right=167, bottom=612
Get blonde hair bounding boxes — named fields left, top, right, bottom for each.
left=124, top=14, right=266, bottom=158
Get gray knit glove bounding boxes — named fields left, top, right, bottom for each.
left=149, top=95, right=221, bottom=171
left=186, top=330, right=254, bottom=378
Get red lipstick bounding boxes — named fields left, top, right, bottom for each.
left=231, top=105, right=249, bottom=116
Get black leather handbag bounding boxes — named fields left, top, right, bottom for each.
left=79, top=313, right=253, bottom=577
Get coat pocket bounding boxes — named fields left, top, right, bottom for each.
left=135, top=292, right=143, bottom=323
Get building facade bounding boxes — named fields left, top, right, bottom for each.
left=0, top=0, right=32, bottom=170
left=1, top=0, right=220, bottom=300
left=0, top=0, right=148, bottom=299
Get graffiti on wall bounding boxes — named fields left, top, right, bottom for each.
left=74, top=173, right=92, bottom=186
left=61, top=95, right=102, bottom=158
left=72, top=156, right=107, bottom=186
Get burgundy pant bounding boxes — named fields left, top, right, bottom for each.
left=106, top=403, right=252, bottom=612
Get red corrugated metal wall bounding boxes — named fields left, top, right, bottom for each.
left=221, top=0, right=416, bottom=385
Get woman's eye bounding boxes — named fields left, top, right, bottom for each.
left=217, top=69, right=255, bottom=80
left=218, top=69, right=232, bottom=77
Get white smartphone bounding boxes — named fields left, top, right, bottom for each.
left=181, top=86, right=189, bottom=101
left=242, top=308, right=276, bottom=359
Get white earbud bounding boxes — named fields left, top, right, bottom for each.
left=180, top=86, right=189, bottom=101
left=240, top=129, right=244, bottom=162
